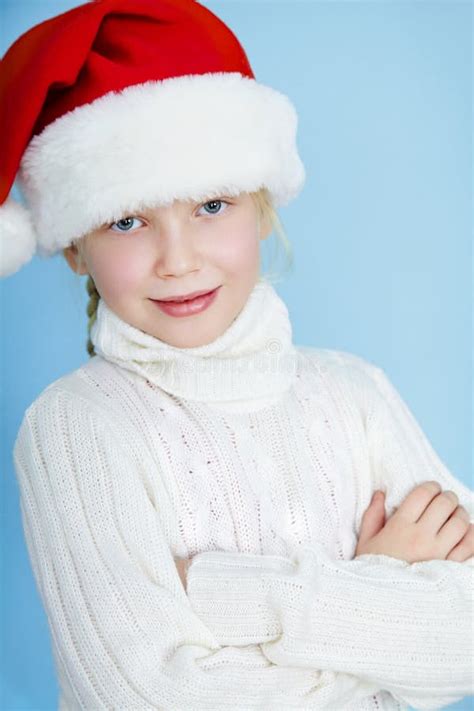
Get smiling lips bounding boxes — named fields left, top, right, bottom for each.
left=156, top=287, right=219, bottom=303
left=150, top=286, right=221, bottom=317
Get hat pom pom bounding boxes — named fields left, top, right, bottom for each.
left=0, top=197, right=37, bottom=278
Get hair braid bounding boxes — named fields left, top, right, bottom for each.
left=86, top=275, right=100, bottom=357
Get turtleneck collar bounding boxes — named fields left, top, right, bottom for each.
left=90, top=277, right=298, bottom=410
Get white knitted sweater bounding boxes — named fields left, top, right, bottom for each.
left=13, top=278, right=473, bottom=711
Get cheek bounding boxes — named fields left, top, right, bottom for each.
left=89, top=246, right=146, bottom=299
left=212, top=219, right=260, bottom=273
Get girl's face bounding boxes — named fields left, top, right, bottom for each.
left=63, top=192, right=271, bottom=348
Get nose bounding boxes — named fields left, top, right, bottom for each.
left=154, top=222, right=202, bottom=279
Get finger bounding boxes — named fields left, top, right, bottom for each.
left=420, top=490, right=460, bottom=534
left=446, top=523, right=474, bottom=563
left=357, top=492, right=386, bottom=545
left=393, top=481, right=442, bottom=523
left=436, top=505, right=470, bottom=554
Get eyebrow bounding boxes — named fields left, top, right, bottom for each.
left=99, top=194, right=238, bottom=227
left=141, top=194, right=237, bottom=214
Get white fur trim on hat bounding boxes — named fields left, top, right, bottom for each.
left=18, top=72, right=305, bottom=256
left=0, top=197, right=37, bottom=278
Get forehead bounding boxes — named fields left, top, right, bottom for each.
left=140, top=192, right=245, bottom=214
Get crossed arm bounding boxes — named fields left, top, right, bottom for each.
left=14, top=364, right=473, bottom=709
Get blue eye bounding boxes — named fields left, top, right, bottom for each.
left=110, top=216, right=145, bottom=233
left=197, top=199, right=229, bottom=216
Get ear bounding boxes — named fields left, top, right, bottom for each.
left=259, top=212, right=273, bottom=241
left=62, top=243, right=89, bottom=275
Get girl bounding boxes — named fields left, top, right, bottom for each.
left=2, top=1, right=472, bottom=709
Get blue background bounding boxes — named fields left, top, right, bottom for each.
left=1, top=1, right=472, bottom=709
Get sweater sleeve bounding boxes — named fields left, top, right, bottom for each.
left=13, top=388, right=387, bottom=710
left=185, top=363, right=474, bottom=711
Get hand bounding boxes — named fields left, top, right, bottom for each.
left=174, top=556, right=191, bottom=589
left=355, top=481, right=473, bottom=563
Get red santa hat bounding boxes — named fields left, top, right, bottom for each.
left=0, top=0, right=305, bottom=278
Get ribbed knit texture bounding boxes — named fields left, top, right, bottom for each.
left=13, top=279, right=473, bottom=710
left=90, top=276, right=299, bottom=410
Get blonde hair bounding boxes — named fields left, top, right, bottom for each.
left=69, top=187, right=293, bottom=358
left=250, top=187, right=294, bottom=284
